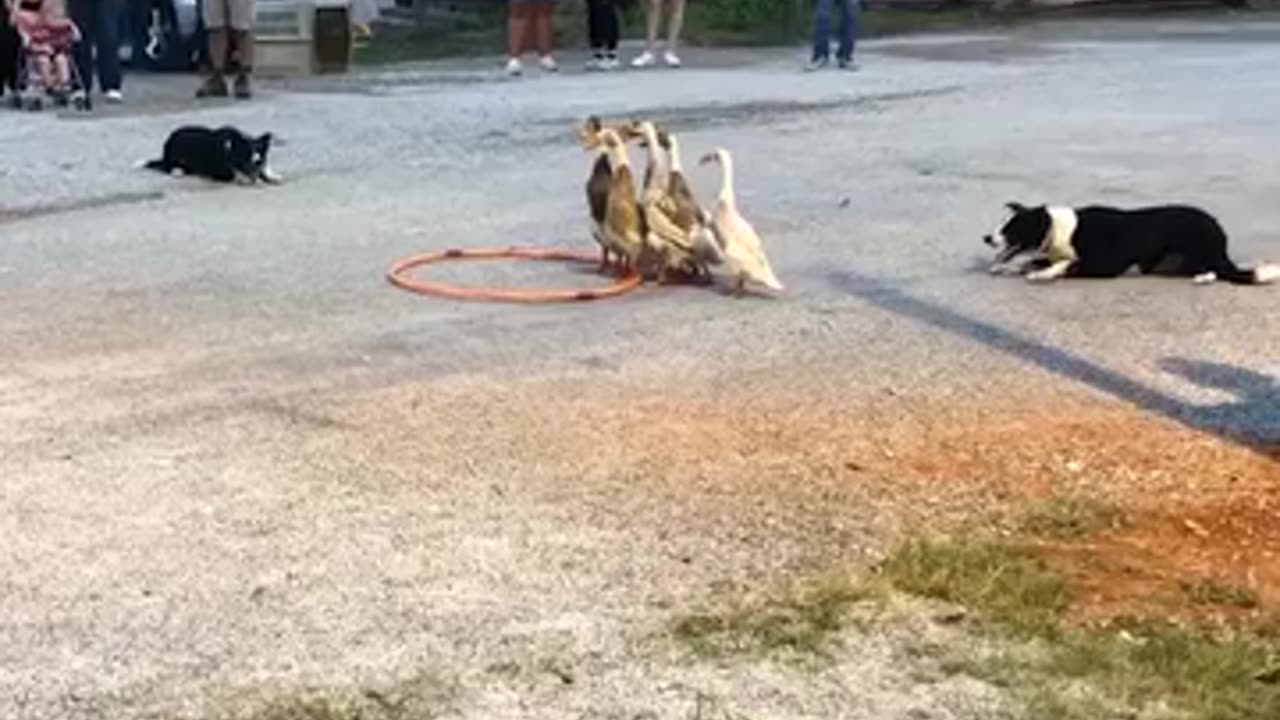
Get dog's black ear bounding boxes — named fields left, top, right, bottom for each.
left=1006, top=201, right=1027, bottom=214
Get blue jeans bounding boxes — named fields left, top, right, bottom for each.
left=70, top=0, right=124, bottom=93
left=812, top=0, right=858, bottom=63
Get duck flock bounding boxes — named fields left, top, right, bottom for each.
left=577, top=117, right=783, bottom=294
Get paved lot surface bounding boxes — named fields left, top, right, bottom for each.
left=2, top=15, right=1278, bottom=720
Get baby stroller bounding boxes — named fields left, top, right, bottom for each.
left=7, top=0, right=90, bottom=111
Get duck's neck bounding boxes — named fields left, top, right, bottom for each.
left=642, top=125, right=668, bottom=186
left=606, top=142, right=630, bottom=173
left=667, top=137, right=684, bottom=175
left=716, top=152, right=736, bottom=206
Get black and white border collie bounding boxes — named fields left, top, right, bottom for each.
left=141, top=126, right=282, bottom=185
left=985, top=202, right=1279, bottom=286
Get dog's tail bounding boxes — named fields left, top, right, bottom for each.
left=1215, top=258, right=1280, bottom=285
left=138, top=158, right=168, bottom=173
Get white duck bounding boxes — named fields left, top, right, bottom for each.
left=698, top=148, right=783, bottom=294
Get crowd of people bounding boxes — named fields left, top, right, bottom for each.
left=506, top=0, right=862, bottom=76
left=3, top=0, right=861, bottom=109
left=1, top=0, right=275, bottom=105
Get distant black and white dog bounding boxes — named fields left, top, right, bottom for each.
left=985, top=202, right=1279, bottom=286
left=142, top=125, right=281, bottom=184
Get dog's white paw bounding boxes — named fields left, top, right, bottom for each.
left=1026, top=269, right=1059, bottom=283
left=1192, top=272, right=1217, bottom=285
left=1254, top=264, right=1280, bottom=284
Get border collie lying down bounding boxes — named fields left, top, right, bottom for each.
left=985, top=202, right=1279, bottom=285
left=141, top=126, right=282, bottom=185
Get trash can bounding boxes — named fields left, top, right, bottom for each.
left=313, top=0, right=352, bottom=73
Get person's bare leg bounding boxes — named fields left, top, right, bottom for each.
left=666, top=0, right=684, bottom=51
left=36, top=56, right=54, bottom=90
left=507, top=5, right=529, bottom=58
left=208, top=28, right=228, bottom=73
left=631, top=0, right=662, bottom=66
left=53, top=55, right=71, bottom=91
left=197, top=28, right=229, bottom=96
left=646, top=0, right=662, bottom=50
left=231, top=29, right=253, bottom=98
left=535, top=3, right=555, bottom=67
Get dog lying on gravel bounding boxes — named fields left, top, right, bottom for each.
left=141, top=125, right=282, bottom=185
left=985, top=202, right=1279, bottom=285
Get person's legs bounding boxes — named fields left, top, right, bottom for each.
left=95, top=0, right=123, bottom=94
left=632, top=0, right=659, bottom=66
left=68, top=0, right=95, bottom=92
left=810, top=0, right=834, bottom=63
left=34, top=54, right=54, bottom=88
left=586, top=0, right=604, bottom=55
left=197, top=0, right=229, bottom=96
left=226, top=0, right=254, bottom=97
left=506, top=2, right=531, bottom=74
left=507, top=2, right=529, bottom=58
left=53, top=52, right=72, bottom=89
left=601, top=0, right=618, bottom=58
left=533, top=2, right=554, bottom=64
left=836, top=0, right=858, bottom=66
left=663, top=0, right=684, bottom=62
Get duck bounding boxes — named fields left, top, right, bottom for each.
left=629, top=121, right=717, bottom=283
left=659, top=131, right=721, bottom=279
left=594, top=128, right=646, bottom=276
left=698, top=148, right=784, bottom=294
left=579, top=116, right=615, bottom=270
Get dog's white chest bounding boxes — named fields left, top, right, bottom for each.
left=1042, top=206, right=1079, bottom=263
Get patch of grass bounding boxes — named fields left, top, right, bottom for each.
left=212, top=673, right=453, bottom=720
left=1017, top=495, right=1125, bottom=540
left=354, top=26, right=504, bottom=65
left=1182, top=580, right=1261, bottom=610
left=879, top=536, right=1280, bottom=720
left=672, top=573, right=878, bottom=660
left=676, top=532, right=1279, bottom=719
left=877, top=536, right=1069, bottom=638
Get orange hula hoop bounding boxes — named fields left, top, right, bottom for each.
left=386, top=246, right=643, bottom=303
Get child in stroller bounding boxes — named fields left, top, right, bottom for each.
left=6, top=0, right=86, bottom=110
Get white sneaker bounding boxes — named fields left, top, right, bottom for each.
left=539, top=55, right=558, bottom=72
left=631, top=50, right=655, bottom=68
left=663, top=50, right=681, bottom=68
left=104, top=89, right=123, bottom=103
left=585, top=56, right=604, bottom=71
left=505, top=57, right=523, bottom=76
left=601, top=55, right=620, bottom=71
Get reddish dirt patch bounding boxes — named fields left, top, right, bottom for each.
left=1039, top=493, right=1280, bottom=628
left=334, top=369, right=1278, bottom=620
left=882, top=402, right=1279, bottom=626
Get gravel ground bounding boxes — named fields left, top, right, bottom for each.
left=2, top=15, right=1279, bottom=720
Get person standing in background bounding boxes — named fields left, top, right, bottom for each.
left=505, top=0, right=557, bottom=76
left=67, top=0, right=123, bottom=102
left=585, top=0, right=619, bottom=71
left=631, top=0, right=683, bottom=69
left=806, top=0, right=859, bottom=71
left=197, top=0, right=255, bottom=99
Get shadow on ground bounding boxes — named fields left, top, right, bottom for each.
left=827, top=270, right=1279, bottom=457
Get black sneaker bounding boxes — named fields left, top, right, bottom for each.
left=233, top=73, right=252, bottom=100
left=838, top=59, right=859, bottom=71
left=196, top=74, right=228, bottom=98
